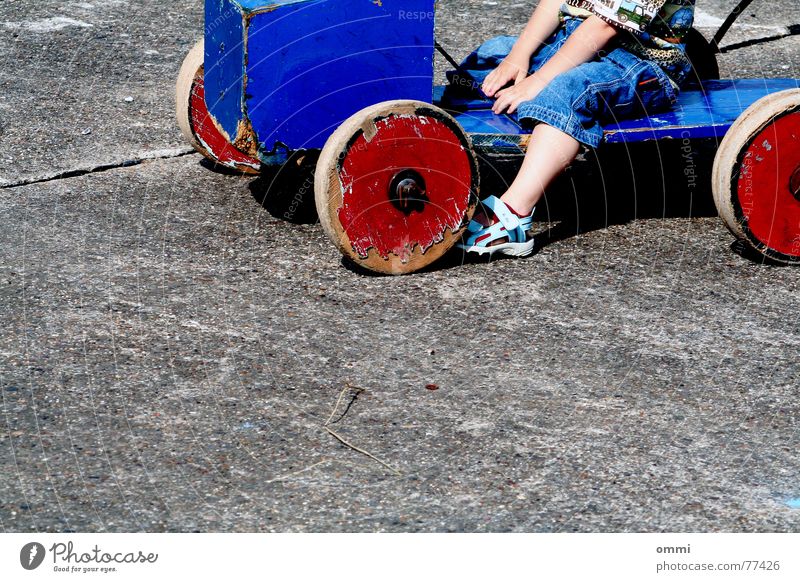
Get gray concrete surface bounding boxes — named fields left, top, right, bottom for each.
left=1, top=1, right=799, bottom=532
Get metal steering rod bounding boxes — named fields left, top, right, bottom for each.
left=710, top=0, right=757, bottom=53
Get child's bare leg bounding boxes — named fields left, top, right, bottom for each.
left=465, top=123, right=582, bottom=252
left=501, top=123, right=581, bottom=215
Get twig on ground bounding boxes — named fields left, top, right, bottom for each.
left=324, top=427, right=402, bottom=476
left=267, top=383, right=402, bottom=483
left=323, top=383, right=402, bottom=476
left=326, top=383, right=365, bottom=426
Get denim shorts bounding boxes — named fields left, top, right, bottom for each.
left=456, top=17, right=689, bottom=148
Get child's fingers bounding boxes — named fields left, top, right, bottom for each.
left=492, top=90, right=512, bottom=114
left=484, top=73, right=504, bottom=97
left=493, top=89, right=508, bottom=110
left=485, top=64, right=520, bottom=97
left=492, top=87, right=527, bottom=115
left=483, top=78, right=496, bottom=97
left=485, top=68, right=505, bottom=91
left=509, top=92, right=532, bottom=114
left=491, top=97, right=503, bottom=114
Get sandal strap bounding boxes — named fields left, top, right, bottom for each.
left=486, top=195, right=537, bottom=244
left=465, top=221, right=510, bottom=247
left=483, top=196, right=522, bottom=239
left=518, top=208, right=535, bottom=233
left=464, top=196, right=536, bottom=247
left=465, top=218, right=486, bottom=234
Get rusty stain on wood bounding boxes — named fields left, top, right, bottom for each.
left=233, top=118, right=260, bottom=157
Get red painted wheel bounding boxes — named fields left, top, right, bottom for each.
left=713, top=90, right=800, bottom=264
left=315, top=100, right=479, bottom=275
left=175, top=41, right=261, bottom=174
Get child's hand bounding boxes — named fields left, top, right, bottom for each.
left=482, top=58, right=529, bottom=97
left=491, top=74, right=547, bottom=115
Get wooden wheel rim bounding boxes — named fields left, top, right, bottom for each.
left=315, top=100, right=479, bottom=275
left=712, top=89, right=800, bottom=263
left=175, top=40, right=261, bottom=174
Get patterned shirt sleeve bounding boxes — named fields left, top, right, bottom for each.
left=565, top=0, right=668, bottom=36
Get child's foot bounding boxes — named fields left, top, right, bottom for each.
left=456, top=195, right=535, bottom=257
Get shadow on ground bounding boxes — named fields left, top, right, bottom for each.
left=239, top=136, right=723, bottom=274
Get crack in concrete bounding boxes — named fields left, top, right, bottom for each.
left=0, top=148, right=196, bottom=190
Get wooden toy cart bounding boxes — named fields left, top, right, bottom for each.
left=176, top=0, right=800, bottom=274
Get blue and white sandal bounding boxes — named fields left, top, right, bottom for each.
left=456, top=195, right=536, bottom=257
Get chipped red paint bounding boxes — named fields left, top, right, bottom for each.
left=736, top=110, right=800, bottom=258
left=190, top=71, right=261, bottom=172
left=337, top=114, right=473, bottom=261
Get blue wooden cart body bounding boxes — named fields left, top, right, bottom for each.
left=204, top=0, right=436, bottom=161
left=202, top=0, right=798, bottom=163
left=439, top=79, right=800, bottom=149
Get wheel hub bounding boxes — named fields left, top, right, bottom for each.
left=389, top=169, right=428, bottom=215
left=790, top=164, right=800, bottom=202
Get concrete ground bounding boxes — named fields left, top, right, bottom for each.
left=1, top=0, right=799, bottom=532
